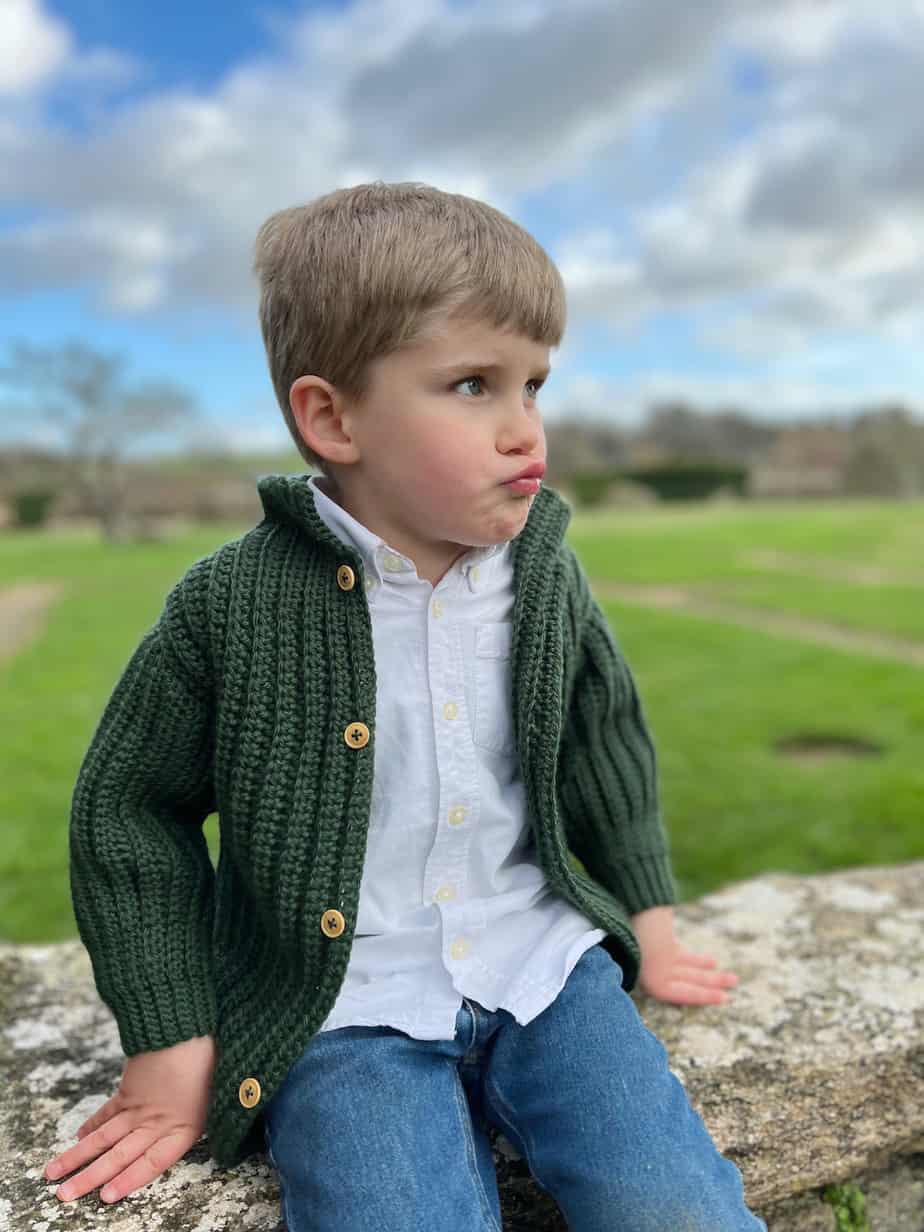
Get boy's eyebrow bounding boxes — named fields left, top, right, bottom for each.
left=429, top=360, right=552, bottom=379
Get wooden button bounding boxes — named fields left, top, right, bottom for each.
left=321, top=909, right=346, bottom=937
left=337, top=565, right=356, bottom=590
left=344, top=722, right=369, bottom=748
left=238, top=1077, right=261, bottom=1108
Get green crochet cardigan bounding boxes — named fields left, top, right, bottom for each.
left=69, top=475, right=676, bottom=1168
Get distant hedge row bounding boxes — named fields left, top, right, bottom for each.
left=11, top=487, right=57, bottom=527
left=570, top=463, right=748, bottom=505
left=6, top=464, right=749, bottom=529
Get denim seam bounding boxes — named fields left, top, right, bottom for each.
left=483, top=1073, right=553, bottom=1205
left=264, top=1118, right=295, bottom=1232
left=450, top=1066, right=503, bottom=1232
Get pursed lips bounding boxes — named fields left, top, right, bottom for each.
left=504, top=461, right=546, bottom=484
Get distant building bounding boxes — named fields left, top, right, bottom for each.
left=748, top=465, right=844, bottom=498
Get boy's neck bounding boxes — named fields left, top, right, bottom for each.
left=315, top=474, right=472, bottom=589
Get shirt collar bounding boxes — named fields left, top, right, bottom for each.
left=306, top=474, right=507, bottom=593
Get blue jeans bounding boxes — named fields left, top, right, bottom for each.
left=264, top=942, right=766, bottom=1230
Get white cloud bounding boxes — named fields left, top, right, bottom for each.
left=58, top=46, right=141, bottom=91
left=0, top=0, right=70, bottom=96
left=734, top=1, right=924, bottom=65
left=544, top=367, right=923, bottom=428
left=1, top=0, right=924, bottom=414
left=0, top=211, right=192, bottom=310
left=548, top=0, right=924, bottom=356
left=189, top=418, right=294, bottom=456
left=0, top=0, right=746, bottom=314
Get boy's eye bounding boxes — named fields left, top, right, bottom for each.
left=455, top=376, right=484, bottom=397
left=453, top=375, right=544, bottom=399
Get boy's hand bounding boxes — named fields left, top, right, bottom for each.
left=631, top=905, right=738, bottom=1006
left=43, top=1033, right=216, bottom=1206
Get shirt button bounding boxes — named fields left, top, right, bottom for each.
left=365, top=575, right=376, bottom=592
left=450, top=938, right=469, bottom=959
left=434, top=885, right=456, bottom=902
left=383, top=553, right=403, bottom=572
left=471, top=567, right=480, bottom=583
left=443, top=701, right=458, bottom=720
left=337, top=564, right=355, bottom=590
left=344, top=722, right=370, bottom=748
left=448, top=806, right=467, bottom=825
left=321, top=909, right=346, bottom=937
left=238, top=1077, right=262, bottom=1108
left=432, top=598, right=444, bottom=618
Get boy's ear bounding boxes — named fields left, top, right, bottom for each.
left=289, top=376, right=360, bottom=466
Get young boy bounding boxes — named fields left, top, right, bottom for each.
left=45, top=182, right=766, bottom=1230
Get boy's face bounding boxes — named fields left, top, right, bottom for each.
left=290, top=313, right=550, bottom=587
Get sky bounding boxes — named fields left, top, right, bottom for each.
left=2, top=0, right=924, bottom=456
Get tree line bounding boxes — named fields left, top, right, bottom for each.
left=2, top=340, right=923, bottom=539
left=544, top=400, right=924, bottom=499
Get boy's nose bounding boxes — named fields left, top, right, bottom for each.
left=500, top=411, right=542, bottom=448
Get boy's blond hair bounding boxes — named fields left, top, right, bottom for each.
left=253, top=180, right=568, bottom=474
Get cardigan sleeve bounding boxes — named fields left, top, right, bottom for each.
left=68, top=560, right=218, bottom=1055
left=557, top=553, right=677, bottom=916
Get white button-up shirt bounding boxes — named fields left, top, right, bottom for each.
left=309, top=475, right=606, bottom=1040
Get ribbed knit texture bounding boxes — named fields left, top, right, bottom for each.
left=69, top=476, right=676, bottom=1170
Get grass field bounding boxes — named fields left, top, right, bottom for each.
left=2, top=497, right=923, bottom=943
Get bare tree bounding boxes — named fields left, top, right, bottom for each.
left=0, top=339, right=200, bottom=540
left=638, top=400, right=722, bottom=462
left=846, top=402, right=924, bottom=497
left=545, top=416, right=628, bottom=477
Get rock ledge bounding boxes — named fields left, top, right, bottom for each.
left=2, top=862, right=923, bottom=1230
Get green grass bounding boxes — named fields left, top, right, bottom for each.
left=569, top=498, right=924, bottom=640
left=603, top=601, right=924, bottom=900
left=1, top=524, right=238, bottom=942
left=2, top=499, right=923, bottom=942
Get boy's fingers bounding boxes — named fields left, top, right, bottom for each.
left=46, top=1109, right=136, bottom=1184
left=94, top=1127, right=196, bottom=1204
left=677, top=966, right=738, bottom=988
left=52, top=1125, right=158, bottom=1203
left=666, top=981, right=728, bottom=1006
left=677, top=951, right=718, bottom=968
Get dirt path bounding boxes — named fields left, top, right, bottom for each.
left=591, top=581, right=924, bottom=668
left=740, top=549, right=924, bottom=587
left=0, top=582, right=66, bottom=667
left=3, top=573, right=922, bottom=674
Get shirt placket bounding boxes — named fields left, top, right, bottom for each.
left=424, top=566, right=486, bottom=980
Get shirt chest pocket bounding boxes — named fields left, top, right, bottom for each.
left=472, top=621, right=516, bottom=756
